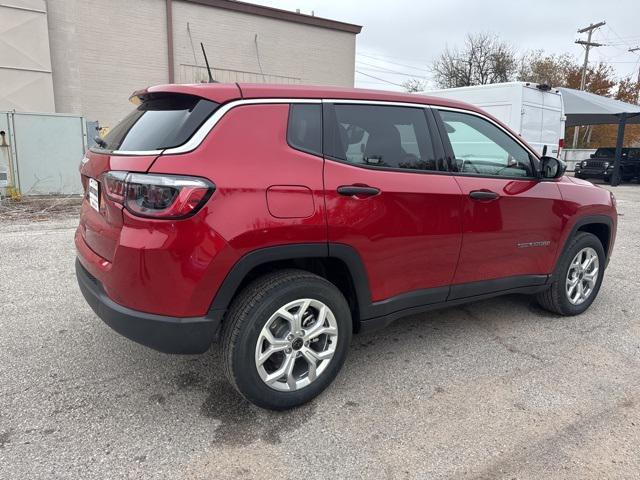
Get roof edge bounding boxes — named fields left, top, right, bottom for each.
left=182, top=0, right=362, bottom=34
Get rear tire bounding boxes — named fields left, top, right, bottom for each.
left=221, top=269, right=352, bottom=410
left=536, top=232, right=605, bottom=315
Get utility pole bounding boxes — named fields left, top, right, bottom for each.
left=629, top=46, right=640, bottom=104
left=572, top=21, right=606, bottom=148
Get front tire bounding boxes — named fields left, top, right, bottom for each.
left=536, top=232, right=605, bottom=315
left=221, top=269, right=352, bottom=410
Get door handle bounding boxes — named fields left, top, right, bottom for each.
left=337, top=185, right=380, bottom=197
left=469, top=190, right=499, bottom=201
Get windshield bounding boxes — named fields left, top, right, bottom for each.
left=100, top=93, right=219, bottom=152
left=594, top=148, right=616, bottom=158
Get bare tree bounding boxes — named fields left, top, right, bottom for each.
left=402, top=78, right=427, bottom=93
left=432, top=33, right=517, bottom=88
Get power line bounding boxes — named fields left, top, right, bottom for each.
left=356, top=61, right=427, bottom=78
left=356, top=52, right=431, bottom=73
left=605, top=25, right=640, bottom=49
left=355, top=70, right=405, bottom=88
left=358, top=50, right=431, bottom=65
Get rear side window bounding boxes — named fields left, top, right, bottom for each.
left=324, top=104, right=440, bottom=171
left=100, top=93, right=219, bottom=152
left=287, top=104, right=322, bottom=156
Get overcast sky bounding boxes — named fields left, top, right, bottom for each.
left=248, top=0, right=640, bottom=91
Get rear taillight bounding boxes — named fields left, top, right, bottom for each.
left=125, top=173, right=213, bottom=219
left=102, top=171, right=128, bottom=203
left=99, top=171, right=214, bottom=219
left=558, top=138, right=565, bottom=149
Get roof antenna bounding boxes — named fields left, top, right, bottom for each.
left=200, top=42, right=216, bottom=83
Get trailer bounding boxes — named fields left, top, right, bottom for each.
left=418, top=82, right=565, bottom=157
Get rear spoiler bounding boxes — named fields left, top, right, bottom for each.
left=129, top=89, right=147, bottom=105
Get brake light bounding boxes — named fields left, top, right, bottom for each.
left=99, top=172, right=214, bottom=219
left=558, top=138, right=564, bottom=149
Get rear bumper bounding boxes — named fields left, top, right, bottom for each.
left=76, top=259, right=219, bottom=354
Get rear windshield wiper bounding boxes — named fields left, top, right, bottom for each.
left=94, top=136, right=107, bottom=149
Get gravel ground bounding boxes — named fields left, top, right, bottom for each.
left=1, top=184, right=638, bottom=479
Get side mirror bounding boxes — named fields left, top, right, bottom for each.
left=444, top=122, right=456, bottom=134
left=540, top=156, right=566, bottom=179
left=590, top=154, right=596, bottom=158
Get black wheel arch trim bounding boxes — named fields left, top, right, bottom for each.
left=209, top=243, right=331, bottom=315
left=558, top=214, right=615, bottom=269
left=208, top=243, right=382, bottom=320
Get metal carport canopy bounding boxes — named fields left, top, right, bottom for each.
left=558, top=87, right=640, bottom=126
left=558, top=87, right=640, bottom=186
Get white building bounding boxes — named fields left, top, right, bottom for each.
left=0, top=0, right=361, bottom=127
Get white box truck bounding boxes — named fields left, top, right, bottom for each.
left=418, top=82, right=565, bottom=157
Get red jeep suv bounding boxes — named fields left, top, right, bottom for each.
left=76, top=83, right=617, bottom=410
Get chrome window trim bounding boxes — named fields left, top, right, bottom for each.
left=110, top=148, right=164, bottom=156
left=91, top=97, right=535, bottom=160
left=322, top=99, right=433, bottom=109
left=92, top=98, right=322, bottom=156
left=163, top=98, right=321, bottom=155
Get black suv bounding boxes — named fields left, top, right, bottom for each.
left=575, top=147, right=640, bottom=183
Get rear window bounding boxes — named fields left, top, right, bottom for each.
left=100, top=93, right=219, bottom=152
left=287, top=104, right=322, bottom=156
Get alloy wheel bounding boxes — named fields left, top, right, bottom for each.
left=565, top=247, right=599, bottom=305
left=255, top=298, right=338, bottom=392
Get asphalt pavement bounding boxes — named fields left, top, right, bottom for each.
left=1, top=184, right=639, bottom=479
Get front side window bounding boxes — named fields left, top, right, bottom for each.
left=325, top=104, right=441, bottom=171
left=100, top=93, right=219, bottom=152
left=437, top=110, right=534, bottom=178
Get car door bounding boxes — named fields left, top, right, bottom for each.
left=322, top=101, right=463, bottom=311
left=433, top=108, right=564, bottom=298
